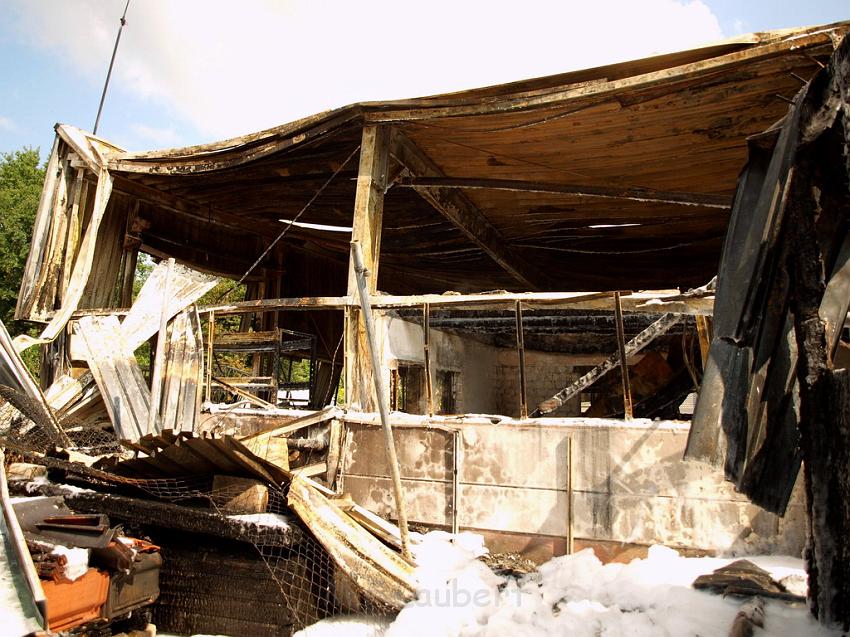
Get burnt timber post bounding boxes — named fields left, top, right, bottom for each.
left=345, top=125, right=390, bottom=411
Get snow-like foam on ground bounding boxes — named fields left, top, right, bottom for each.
left=301, top=532, right=841, bottom=637
left=228, top=512, right=292, bottom=528
left=50, top=545, right=90, bottom=581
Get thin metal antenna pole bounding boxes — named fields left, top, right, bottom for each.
left=93, top=0, right=131, bottom=135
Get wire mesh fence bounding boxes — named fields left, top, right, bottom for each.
left=0, top=384, right=397, bottom=635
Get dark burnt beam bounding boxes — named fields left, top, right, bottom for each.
left=391, top=131, right=550, bottom=290
left=112, top=175, right=280, bottom=238
left=395, top=176, right=731, bottom=209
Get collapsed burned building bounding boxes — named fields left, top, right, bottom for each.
left=1, top=20, right=849, bottom=636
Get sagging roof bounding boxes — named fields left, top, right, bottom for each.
left=54, top=22, right=850, bottom=293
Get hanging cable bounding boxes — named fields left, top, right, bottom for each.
left=93, top=0, right=131, bottom=134
left=214, top=143, right=361, bottom=301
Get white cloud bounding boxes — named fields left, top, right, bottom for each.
left=128, top=123, right=181, bottom=147
left=8, top=0, right=724, bottom=144
left=0, top=116, right=18, bottom=132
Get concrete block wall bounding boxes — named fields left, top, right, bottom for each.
left=385, top=316, right=582, bottom=417
left=339, top=417, right=806, bottom=557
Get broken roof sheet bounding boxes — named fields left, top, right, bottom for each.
left=49, top=23, right=850, bottom=293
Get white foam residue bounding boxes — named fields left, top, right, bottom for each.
left=228, top=512, right=291, bottom=528
left=51, top=545, right=90, bottom=582
left=377, top=533, right=839, bottom=637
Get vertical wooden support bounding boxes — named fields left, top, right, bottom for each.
left=120, top=246, right=139, bottom=307
left=695, top=315, right=712, bottom=371
left=423, top=303, right=434, bottom=416
left=205, top=310, right=215, bottom=403
left=566, top=435, right=574, bottom=554
left=452, top=429, right=461, bottom=535
left=345, top=125, right=390, bottom=411
left=613, top=291, right=633, bottom=420
left=147, top=258, right=174, bottom=434
left=516, top=300, right=528, bottom=419
left=351, top=241, right=411, bottom=559
left=119, top=201, right=140, bottom=307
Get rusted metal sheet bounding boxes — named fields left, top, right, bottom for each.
left=287, top=475, right=416, bottom=610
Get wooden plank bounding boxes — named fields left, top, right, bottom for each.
left=239, top=405, right=342, bottom=442
left=148, top=258, right=174, bottom=434
left=613, top=292, right=634, bottom=420
left=392, top=131, right=548, bottom=290
left=108, top=109, right=360, bottom=174
left=120, top=258, right=218, bottom=351
left=395, top=176, right=731, bottom=209
left=292, top=462, right=328, bottom=478
left=346, top=125, right=390, bottom=411
left=287, top=475, right=416, bottom=610
left=364, top=30, right=840, bottom=122
left=16, top=135, right=61, bottom=320
left=14, top=168, right=114, bottom=353
left=160, top=310, right=190, bottom=431
left=211, top=377, right=277, bottom=409
left=75, top=315, right=151, bottom=441
left=199, top=289, right=714, bottom=315
left=0, top=320, right=70, bottom=447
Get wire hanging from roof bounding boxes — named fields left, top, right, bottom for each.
left=93, top=0, right=131, bottom=135
left=214, top=143, right=362, bottom=301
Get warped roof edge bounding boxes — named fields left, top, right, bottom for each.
left=65, top=20, right=847, bottom=173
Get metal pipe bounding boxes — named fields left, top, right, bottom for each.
left=423, top=303, right=434, bottom=416
left=0, top=450, right=48, bottom=630
left=566, top=435, right=574, bottom=555
left=351, top=241, right=412, bottom=558
left=205, top=310, right=215, bottom=403
left=613, top=291, right=634, bottom=420
left=516, top=300, right=528, bottom=419
left=93, top=0, right=131, bottom=135
left=452, top=429, right=461, bottom=534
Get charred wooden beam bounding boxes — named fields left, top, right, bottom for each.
left=345, top=125, right=391, bottom=412
left=613, top=292, right=634, bottom=420
left=391, top=131, right=551, bottom=290
left=395, top=176, right=731, bottom=209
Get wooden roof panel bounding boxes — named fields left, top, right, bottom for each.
left=79, top=23, right=848, bottom=292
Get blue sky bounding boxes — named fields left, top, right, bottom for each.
left=1, top=1, right=846, bottom=161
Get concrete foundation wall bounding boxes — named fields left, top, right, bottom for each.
left=339, top=416, right=805, bottom=557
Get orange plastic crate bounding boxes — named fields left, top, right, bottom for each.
left=42, top=568, right=110, bottom=632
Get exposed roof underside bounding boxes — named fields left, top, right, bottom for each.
left=84, top=22, right=848, bottom=294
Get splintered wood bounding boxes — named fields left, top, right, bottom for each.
left=287, top=475, right=417, bottom=610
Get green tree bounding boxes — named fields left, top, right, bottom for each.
left=0, top=148, right=43, bottom=331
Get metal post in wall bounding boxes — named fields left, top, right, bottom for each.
left=613, top=291, right=634, bottom=420
left=566, top=434, right=574, bottom=554
left=452, top=429, right=461, bottom=534
left=423, top=302, right=434, bottom=417
left=206, top=310, right=215, bottom=403
left=516, top=300, right=528, bottom=419
left=351, top=240, right=412, bottom=559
